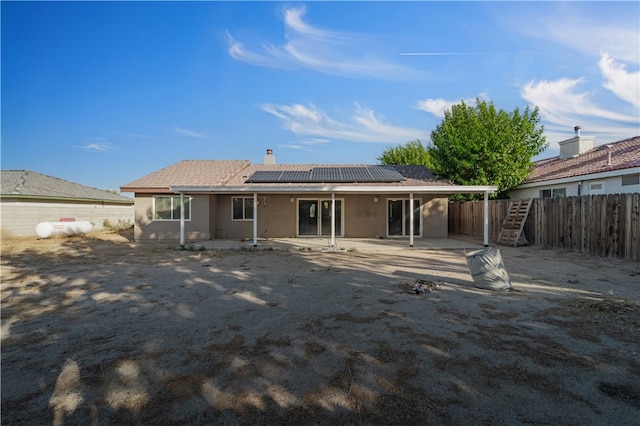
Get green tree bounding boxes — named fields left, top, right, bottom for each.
left=429, top=98, right=547, bottom=199
left=378, top=140, right=432, bottom=167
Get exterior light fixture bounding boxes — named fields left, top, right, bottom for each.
left=374, top=196, right=379, bottom=203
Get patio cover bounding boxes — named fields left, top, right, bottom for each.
left=169, top=183, right=497, bottom=248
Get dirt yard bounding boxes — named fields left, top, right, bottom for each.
left=1, top=231, right=639, bottom=425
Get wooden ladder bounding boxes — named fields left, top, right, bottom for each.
left=497, top=199, right=533, bottom=247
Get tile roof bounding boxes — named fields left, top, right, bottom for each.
left=120, top=160, right=252, bottom=191
left=1, top=170, right=134, bottom=203
left=523, top=136, right=640, bottom=184
left=224, top=163, right=451, bottom=187
left=121, top=160, right=454, bottom=191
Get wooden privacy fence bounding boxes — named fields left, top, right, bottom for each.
left=448, top=194, right=640, bottom=261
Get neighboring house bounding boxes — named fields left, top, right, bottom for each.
left=120, top=151, right=497, bottom=246
left=509, top=128, right=640, bottom=200
left=1, top=170, right=134, bottom=237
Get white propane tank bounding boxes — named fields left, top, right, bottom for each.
left=35, top=221, right=93, bottom=238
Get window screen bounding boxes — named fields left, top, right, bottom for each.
left=154, top=196, right=191, bottom=220
left=622, top=174, right=639, bottom=186
left=232, top=197, right=254, bottom=220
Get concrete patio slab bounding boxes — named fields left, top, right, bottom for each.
left=193, top=236, right=485, bottom=252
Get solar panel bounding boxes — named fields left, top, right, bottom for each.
left=368, top=167, right=405, bottom=182
left=245, top=171, right=283, bottom=182
left=341, top=167, right=362, bottom=181
left=311, top=167, right=338, bottom=182
left=245, top=166, right=405, bottom=183
left=280, top=171, right=311, bottom=182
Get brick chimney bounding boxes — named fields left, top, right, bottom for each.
left=558, top=126, right=595, bottom=158
left=264, top=149, right=276, bottom=165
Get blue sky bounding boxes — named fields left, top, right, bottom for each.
left=2, top=1, right=639, bottom=193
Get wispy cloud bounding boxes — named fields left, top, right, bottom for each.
left=496, top=3, right=640, bottom=143
left=174, top=126, right=210, bottom=140
left=521, top=53, right=639, bottom=142
left=261, top=102, right=425, bottom=144
left=278, top=138, right=330, bottom=151
left=600, top=53, right=640, bottom=110
left=75, top=138, right=114, bottom=152
left=521, top=77, right=634, bottom=123
left=227, top=6, right=424, bottom=80
left=500, top=4, right=640, bottom=63
left=415, top=53, right=639, bottom=145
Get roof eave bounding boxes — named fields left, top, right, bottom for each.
left=518, top=166, right=640, bottom=188
left=170, top=185, right=497, bottom=194
left=120, top=187, right=173, bottom=194
left=0, top=194, right=134, bottom=204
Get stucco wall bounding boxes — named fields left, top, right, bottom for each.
left=132, top=193, right=451, bottom=241
left=214, top=193, right=449, bottom=239
left=343, top=194, right=385, bottom=237
left=345, top=195, right=448, bottom=238
left=591, top=174, right=640, bottom=195
left=209, top=194, right=219, bottom=239
left=422, top=196, right=449, bottom=238
left=0, top=198, right=133, bottom=237
left=215, top=194, right=298, bottom=239
left=258, top=194, right=298, bottom=238
left=510, top=183, right=580, bottom=199
left=133, top=194, right=210, bottom=241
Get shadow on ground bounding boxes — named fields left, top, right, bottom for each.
left=1, top=233, right=639, bottom=425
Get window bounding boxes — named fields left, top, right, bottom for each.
left=232, top=197, right=254, bottom=221
left=387, top=199, right=421, bottom=237
left=622, top=174, right=639, bottom=186
left=539, top=188, right=566, bottom=198
left=552, top=188, right=566, bottom=198
left=154, top=196, right=190, bottom=220
left=589, top=181, right=605, bottom=195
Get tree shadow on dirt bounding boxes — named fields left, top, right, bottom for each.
left=2, top=235, right=639, bottom=425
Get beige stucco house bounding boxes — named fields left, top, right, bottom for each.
left=509, top=128, right=640, bottom=200
left=120, top=151, right=497, bottom=247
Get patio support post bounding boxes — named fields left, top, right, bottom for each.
left=483, top=191, right=489, bottom=247
left=253, top=192, right=258, bottom=247
left=409, top=193, right=414, bottom=247
left=330, top=193, right=336, bottom=247
left=179, top=192, right=185, bottom=246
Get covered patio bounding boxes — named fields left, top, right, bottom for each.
left=172, top=186, right=497, bottom=249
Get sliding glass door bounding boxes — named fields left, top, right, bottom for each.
left=298, top=199, right=342, bottom=237
left=388, top=199, right=421, bottom=237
